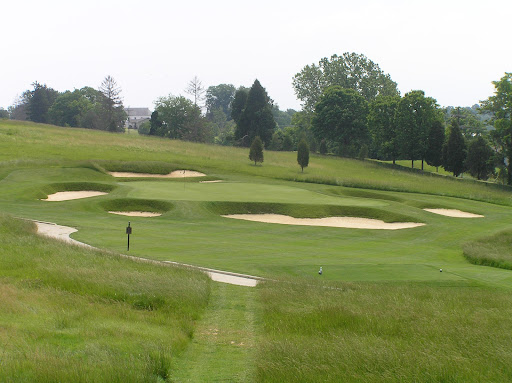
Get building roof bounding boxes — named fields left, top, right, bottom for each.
left=126, top=108, right=151, bottom=117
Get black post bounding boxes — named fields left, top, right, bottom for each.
left=126, top=222, right=132, bottom=251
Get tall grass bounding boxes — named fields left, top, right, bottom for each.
left=0, top=215, right=210, bottom=382
left=463, top=229, right=512, bottom=270
left=257, top=279, right=512, bottom=382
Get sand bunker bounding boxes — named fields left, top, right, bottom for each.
left=43, top=191, right=108, bottom=201
left=199, top=180, right=223, bottom=183
left=108, top=211, right=162, bottom=217
left=109, top=170, right=205, bottom=178
left=223, top=214, right=424, bottom=230
left=423, top=209, right=484, bottom=218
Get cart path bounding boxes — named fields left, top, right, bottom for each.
left=33, top=220, right=261, bottom=287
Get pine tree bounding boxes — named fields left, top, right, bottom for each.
left=249, top=136, right=264, bottom=165
left=425, top=119, right=445, bottom=172
left=442, top=120, right=467, bottom=177
left=297, top=139, right=310, bottom=172
left=319, top=139, right=328, bottom=155
left=235, top=80, right=276, bottom=147
left=465, top=136, right=495, bottom=180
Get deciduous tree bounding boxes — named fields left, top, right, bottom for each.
left=367, top=95, right=400, bottom=163
left=185, top=76, right=206, bottom=107
left=312, top=86, right=368, bottom=156
left=293, top=52, right=399, bottom=112
left=205, top=84, right=236, bottom=119
left=396, top=90, right=439, bottom=169
left=481, top=72, right=512, bottom=184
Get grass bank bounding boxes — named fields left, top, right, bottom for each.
left=0, top=215, right=210, bottom=382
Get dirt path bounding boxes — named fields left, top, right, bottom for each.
left=34, top=220, right=261, bottom=287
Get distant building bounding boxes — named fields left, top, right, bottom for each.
left=125, top=108, right=151, bottom=129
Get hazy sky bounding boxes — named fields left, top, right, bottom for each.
left=1, top=0, right=510, bottom=111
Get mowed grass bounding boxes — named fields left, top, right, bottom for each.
left=257, top=279, right=512, bottom=382
left=0, top=215, right=210, bottom=382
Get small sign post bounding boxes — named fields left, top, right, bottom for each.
left=126, top=222, right=132, bottom=251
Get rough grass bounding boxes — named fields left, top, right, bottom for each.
left=99, top=198, right=174, bottom=213
left=205, top=201, right=421, bottom=223
left=0, top=215, right=210, bottom=382
left=463, top=229, right=512, bottom=270
left=257, top=279, right=512, bottom=382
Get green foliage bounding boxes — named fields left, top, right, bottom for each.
left=481, top=72, right=512, bottom=185
left=425, top=118, right=445, bottom=170
left=99, top=76, right=126, bottom=132
left=235, top=80, right=276, bottom=147
left=443, top=120, right=467, bottom=177
left=312, top=86, right=369, bottom=154
left=367, top=95, right=400, bottom=162
left=48, top=87, right=100, bottom=128
left=249, top=136, right=264, bottom=165
left=396, top=90, right=439, bottom=168
left=230, top=87, right=248, bottom=124
left=0, top=108, right=10, bottom=119
left=319, top=139, right=327, bottom=155
left=26, top=82, right=60, bottom=123
left=138, top=120, right=151, bottom=135
left=358, top=144, right=368, bottom=160
left=465, top=136, right=495, bottom=180
left=293, top=52, right=399, bottom=111
left=297, top=139, right=310, bottom=172
left=272, top=105, right=296, bottom=128
left=205, top=84, right=236, bottom=120
left=153, top=95, right=211, bottom=142
left=463, top=229, right=512, bottom=270
left=447, top=106, right=488, bottom=138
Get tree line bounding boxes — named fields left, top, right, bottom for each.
left=6, top=76, right=126, bottom=132
left=292, top=53, right=512, bottom=185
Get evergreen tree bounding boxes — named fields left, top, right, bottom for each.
left=443, top=120, right=467, bottom=177
left=297, top=139, right=310, bottom=172
left=319, top=139, right=328, bottom=155
left=149, top=111, right=163, bottom=136
left=465, top=136, right=495, bottom=180
left=249, top=136, right=264, bottom=165
left=425, top=119, right=445, bottom=171
left=231, top=87, right=248, bottom=124
left=99, top=75, right=126, bottom=132
left=27, top=82, right=59, bottom=123
left=235, top=80, right=276, bottom=147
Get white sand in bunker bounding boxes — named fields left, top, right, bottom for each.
left=223, top=214, right=425, bottom=230
left=199, top=180, right=223, bottom=183
left=43, top=191, right=108, bottom=201
left=108, top=211, right=162, bottom=217
left=423, top=209, right=484, bottom=218
left=109, top=170, right=206, bottom=178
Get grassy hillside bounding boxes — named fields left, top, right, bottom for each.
left=0, top=215, right=210, bottom=382
left=2, top=120, right=512, bottom=381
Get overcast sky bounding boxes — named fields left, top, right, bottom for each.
left=1, top=0, right=510, bottom=112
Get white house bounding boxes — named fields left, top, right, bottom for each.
left=125, top=108, right=152, bottom=129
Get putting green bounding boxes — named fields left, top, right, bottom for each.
left=124, top=181, right=388, bottom=207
